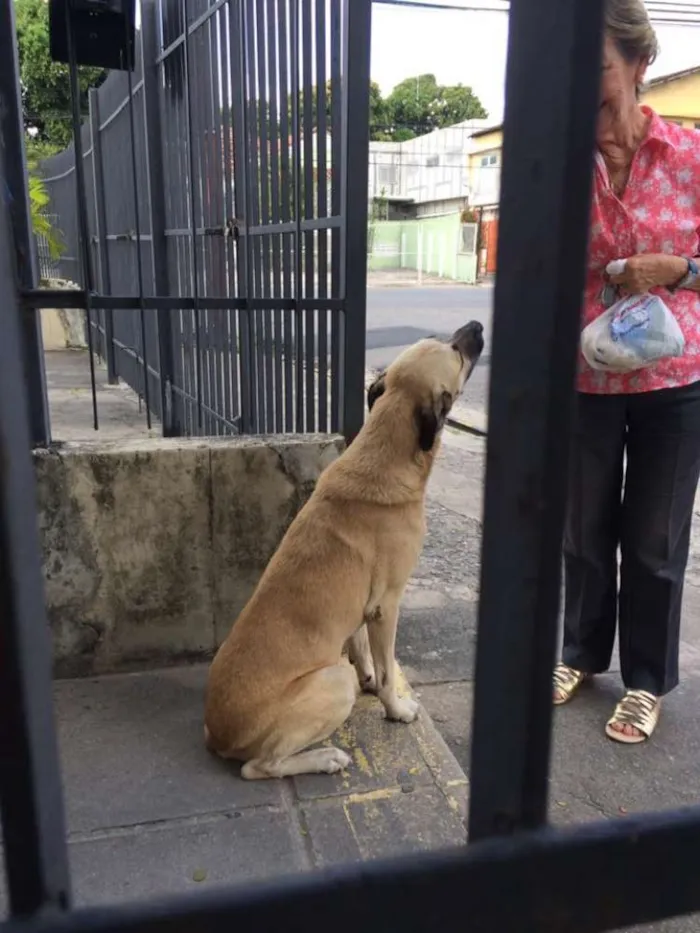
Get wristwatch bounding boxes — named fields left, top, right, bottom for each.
left=669, top=257, right=699, bottom=293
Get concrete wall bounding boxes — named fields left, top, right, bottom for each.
left=39, top=279, right=87, bottom=350
left=35, top=435, right=344, bottom=677
left=368, top=214, right=478, bottom=284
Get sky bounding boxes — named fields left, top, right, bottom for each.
left=370, top=2, right=700, bottom=125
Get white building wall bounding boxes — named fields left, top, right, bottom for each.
left=368, top=119, right=493, bottom=208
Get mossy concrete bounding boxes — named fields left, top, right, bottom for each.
left=34, top=435, right=344, bottom=676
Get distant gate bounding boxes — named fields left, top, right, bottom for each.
left=37, top=0, right=370, bottom=439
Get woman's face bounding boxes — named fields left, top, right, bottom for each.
left=597, top=36, right=647, bottom=143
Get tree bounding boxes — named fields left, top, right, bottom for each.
left=383, top=74, right=488, bottom=140
left=14, top=0, right=106, bottom=151
left=287, top=79, right=388, bottom=141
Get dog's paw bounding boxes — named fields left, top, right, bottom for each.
left=321, top=747, right=352, bottom=774
left=385, top=696, right=419, bottom=724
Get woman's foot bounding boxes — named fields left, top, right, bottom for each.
left=553, top=662, right=589, bottom=705
left=605, top=690, right=660, bottom=744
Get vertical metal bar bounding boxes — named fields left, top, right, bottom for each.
left=329, top=0, right=341, bottom=433
left=338, top=0, right=371, bottom=441
left=315, top=0, right=328, bottom=432
left=206, top=11, right=225, bottom=434
left=0, top=0, right=51, bottom=447
left=256, top=0, right=275, bottom=433
left=218, top=0, right=237, bottom=430
left=266, top=0, right=284, bottom=433
left=142, top=0, right=180, bottom=436
left=244, top=0, right=264, bottom=432
left=278, top=0, right=294, bottom=431
left=182, top=0, right=204, bottom=430
left=0, top=146, right=72, bottom=918
left=88, top=90, right=118, bottom=384
left=291, top=0, right=304, bottom=433
left=66, top=2, right=100, bottom=432
left=196, top=21, right=215, bottom=437
left=193, top=23, right=212, bottom=436
left=231, top=0, right=254, bottom=434
left=301, top=0, right=315, bottom=433
left=123, top=6, right=152, bottom=430
left=173, top=32, right=194, bottom=434
left=467, top=0, right=605, bottom=842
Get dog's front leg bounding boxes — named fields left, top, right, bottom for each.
left=367, top=597, right=418, bottom=723
left=347, top=624, right=377, bottom=693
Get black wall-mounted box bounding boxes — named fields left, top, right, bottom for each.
left=49, top=0, right=136, bottom=71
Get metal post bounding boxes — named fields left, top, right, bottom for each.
left=338, top=0, right=372, bottom=442
left=467, top=0, right=605, bottom=841
left=141, top=0, right=180, bottom=436
left=123, top=1, right=152, bottom=430
left=181, top=0, right=204, bottom=432
left=88, top=89, right=118, bottom=384
left=0, top=0, right=51, bottom=448
left=0, top=144, right=72, bottom=918
left=65, top=3, right=100, bottom=432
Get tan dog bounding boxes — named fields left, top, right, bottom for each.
left=204, top=322, right=484, bottom=779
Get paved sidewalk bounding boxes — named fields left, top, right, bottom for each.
left=367, top=269, right=491, bottom=289
left=46, top=350, right=157, bottom=442
left=0, top=665, right=466, bottom=914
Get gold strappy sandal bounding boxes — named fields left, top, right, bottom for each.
left=605, top=690, right=660, bottom=744
left=553, top=662, right=588, bottom=706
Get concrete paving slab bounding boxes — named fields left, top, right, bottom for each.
left=68, top=805, right=309, bottom=908
left=398, top=600, right=478, bottom=685
left=0, top=664, right=469, bottom=917
left=55, top=668, right=287, bottom=834
left=45, top=351, right=157, bottom=443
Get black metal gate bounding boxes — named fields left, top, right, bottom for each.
left=3, top=0, right=700, bottom=931
left=22, top=0, right=370, bottom=441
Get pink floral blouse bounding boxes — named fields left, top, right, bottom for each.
left=579, top=107, right=700, bottom=394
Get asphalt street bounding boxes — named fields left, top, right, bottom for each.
left=366, top=285, right=493, bottom=414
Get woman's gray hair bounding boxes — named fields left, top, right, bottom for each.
left=605, top=0, right=659, bottom=66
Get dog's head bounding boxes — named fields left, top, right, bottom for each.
left=367, top=321, right=484, bottom=452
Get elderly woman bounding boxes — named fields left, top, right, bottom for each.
left=553, top=0, right=700, bottom=742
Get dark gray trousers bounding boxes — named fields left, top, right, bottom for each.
left=563, top=381, right=700, bottom=696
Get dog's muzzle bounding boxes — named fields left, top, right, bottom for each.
left=451, top=320, right=485, bottom=363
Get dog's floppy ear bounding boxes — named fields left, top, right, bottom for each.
left=415, top=390, right=453, bottom=452
left=367, top=372, right=386, bottom=411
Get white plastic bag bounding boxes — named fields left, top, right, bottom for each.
left=581, top=262, right=685, bottom=373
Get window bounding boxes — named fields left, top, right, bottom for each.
left=377, top=164, right=397, bottom=186
left=460, top=223, right=477, bottom=255
left=426, top=154, right=440, bottom=168
left=480, top=153, right=500, bottom=167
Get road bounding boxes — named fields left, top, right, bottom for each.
left=366, top=284, right=493, bottom=414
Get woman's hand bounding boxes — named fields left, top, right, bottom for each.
left=607, top=254, right=688, bottom=293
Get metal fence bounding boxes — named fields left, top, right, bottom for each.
left=36, top=0, right=370, bottom=440
left=5, top=0, right=700, bottom=932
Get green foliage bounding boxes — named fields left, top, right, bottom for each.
left=26, top=161, right=64, bottom=260
left=287, top=75, right=487, bottom=143
left=25, top=136, right=62, bottom=164
left=383, top=74, right=488, bottom=140
left=14, top=0, right=106, bottom=149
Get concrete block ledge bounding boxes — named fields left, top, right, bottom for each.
left=34, top=435, right=344, bottom=677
